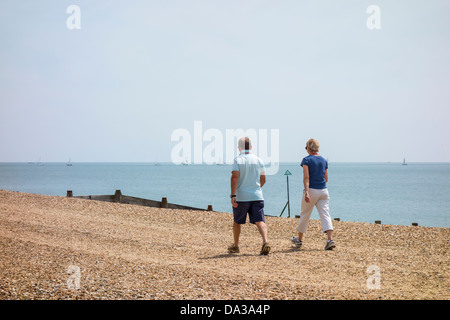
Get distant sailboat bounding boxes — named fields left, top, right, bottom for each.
left=67, top=158, right=73, bottom=166
left=402, top=158, right=407, bottom=166
left=216, top=156, right=225, bottom=166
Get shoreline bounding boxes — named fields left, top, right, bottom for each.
left=0, top=188, right=447, bottom=229
left=1, top=162, right=449, bottom=229
left=0, top=190, right=448, bottom=300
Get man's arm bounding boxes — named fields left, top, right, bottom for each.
left=260, top=173, right=266, bottom=188
left=231, top=171, right=239, bottom=208
left=231, top=171, right=239, bottom=195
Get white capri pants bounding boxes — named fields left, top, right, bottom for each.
left=297, top=188, right=333, bottom=234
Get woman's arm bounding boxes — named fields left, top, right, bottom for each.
left=302, top=165, right=311, bottom=203
left=324, top=169, right=328, bottom=183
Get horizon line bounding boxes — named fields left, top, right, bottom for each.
left=1, top=161, right=450, bottom=164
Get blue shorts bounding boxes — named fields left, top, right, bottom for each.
left=233, top=201, right=265, bottom=224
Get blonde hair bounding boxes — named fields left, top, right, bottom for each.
left=306, top=139, right=320, bottom=153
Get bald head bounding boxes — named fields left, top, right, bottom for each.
left=238, top=137, right=252, bottom=151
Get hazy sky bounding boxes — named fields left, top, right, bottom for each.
left=1, top=0, right=449, bottom=163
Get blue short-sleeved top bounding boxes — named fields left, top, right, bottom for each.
left=232, top=151, right=265, bottom=201
left=301, top=155, right=328, bottom=189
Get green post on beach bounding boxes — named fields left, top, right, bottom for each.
left=279, top=170, right=292, bottom=218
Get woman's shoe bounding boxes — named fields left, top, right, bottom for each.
left=291, top=236, right=303, bottom=248
left=325, top=240, right=336, bottom=250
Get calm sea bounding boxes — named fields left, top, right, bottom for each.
left=0, top=162, right=449, bottom=228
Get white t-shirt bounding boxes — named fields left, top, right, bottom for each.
left=231, top=151, right=265, bottom=202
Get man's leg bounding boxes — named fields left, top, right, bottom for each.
left=255, top=221, right=268, bottom=244
left=249, top=201, right=270, bottom=255
left=249, top=201, right=268, bottom=244
left=229, top=202, right=248, bottom=252
left=255, top=221, right=270, bottom=255
left=233, top=222, right=241, bottom=246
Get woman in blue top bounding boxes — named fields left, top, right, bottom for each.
left=291, top=139, right=335, bottom=250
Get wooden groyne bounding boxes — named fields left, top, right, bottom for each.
left=66, top=190, right=421, bottom=226
left=66, top=190, right=213, bottom=212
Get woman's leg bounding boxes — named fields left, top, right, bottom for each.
left=316, top=189, right=333, bottom=240
left=297, top=190, right=317, bottom=240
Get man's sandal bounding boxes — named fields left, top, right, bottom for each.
left=228, top=244, right=240, bottom=253
left=260, top=242, right=271, bottom=255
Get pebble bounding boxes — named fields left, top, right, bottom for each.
left=0, top=190, right=448, bottom=300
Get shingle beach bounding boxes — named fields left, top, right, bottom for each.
left=0, top=189, right=448, bottom=300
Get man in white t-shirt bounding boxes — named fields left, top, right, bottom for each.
left=229, top=137, right=270, bottom=255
